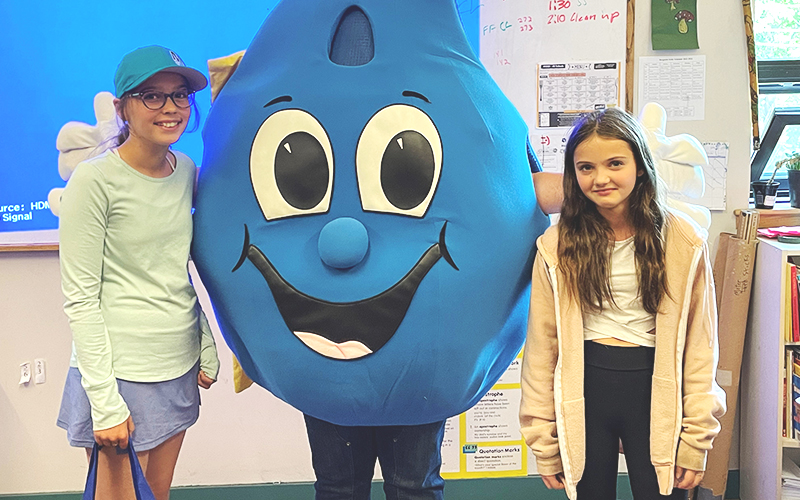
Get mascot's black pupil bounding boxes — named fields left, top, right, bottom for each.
left=380, top=130, right=435, bottom=210
left=275, top=132, right=329, bottom=210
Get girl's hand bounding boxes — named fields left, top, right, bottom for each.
left=541, top=473, right=566, bottom=490
left=93, top=415, right=134, bottom=449
left=674, top=466, right=704, bottom=490
left=198, top=369, right=216, bottom=389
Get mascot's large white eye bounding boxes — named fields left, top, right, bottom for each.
left=356, top=104, right=442, bottom=217
left=250, top=109, right=333, bottom=220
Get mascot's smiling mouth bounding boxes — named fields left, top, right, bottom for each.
left=233, top=223, right=458, bottom=360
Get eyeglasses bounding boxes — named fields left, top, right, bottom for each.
left=128, top=90, right=195, bottom=110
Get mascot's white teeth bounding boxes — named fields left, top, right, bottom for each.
left=294, top=332, right=373, bottom=359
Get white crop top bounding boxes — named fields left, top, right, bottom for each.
left=582, top=236, right=656, bottom=347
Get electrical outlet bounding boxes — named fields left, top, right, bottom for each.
left=34, top=359, right=46, bottom=384
left=19, top=362, right=31, bottom=385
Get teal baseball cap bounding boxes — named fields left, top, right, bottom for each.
left=114, top=45, right=208, bottom=97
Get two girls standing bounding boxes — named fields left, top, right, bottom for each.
left=520, top=108, right=726, bottom=500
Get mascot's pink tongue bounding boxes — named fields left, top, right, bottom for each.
left=294, top=332, right=373, bottom=359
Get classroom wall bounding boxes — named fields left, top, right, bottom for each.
left=0, top=0, right=750, bottom=493
left=633, top=1, right=751, bottom=243
left=0, top=255, right=316, bottom=494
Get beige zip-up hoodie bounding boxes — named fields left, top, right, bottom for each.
left=519, top=211, right=726, bottom=499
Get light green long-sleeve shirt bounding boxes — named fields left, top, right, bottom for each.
left=59, top=150, right=219, bottom=431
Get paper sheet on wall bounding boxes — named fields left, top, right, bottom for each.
left=638, top=55, right=706, bottom=121
left=441, top=355, right=528, bottom=478
left=537, top=62, right=622, bottom=129
left=669, top=141, right=728, bottom=211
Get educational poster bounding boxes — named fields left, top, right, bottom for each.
left=638, top=55, right=706, bottom=121
left=441, top=354, right=528, bottom=478
left=651, top=0, right=698, bottom=50
left=537, top=62, right=622, bottom=129
left=668, top=141, right=728, bottom=211
left=479, top=0, right=627, bottom=173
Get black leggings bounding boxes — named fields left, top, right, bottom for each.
left=576, top=341, right=688, bottom=500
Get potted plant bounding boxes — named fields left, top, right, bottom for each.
left=752, top=158, right=782, bottom=209
left=781, top=152, right=800, bottom=208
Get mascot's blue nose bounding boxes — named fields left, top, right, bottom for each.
left=318, top=217, right=369, bottom=269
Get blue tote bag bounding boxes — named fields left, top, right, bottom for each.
left=83, top=443, right=155, bottom=500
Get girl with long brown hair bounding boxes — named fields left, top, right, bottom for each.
left=519, top=107, right=725, bottom=500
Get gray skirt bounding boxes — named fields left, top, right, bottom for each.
left=57, top=362, right=200, bottom=451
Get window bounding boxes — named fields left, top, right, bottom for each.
left=751, top=110, right=800, bottom=184
left=753, top=0, right=800, bottom=188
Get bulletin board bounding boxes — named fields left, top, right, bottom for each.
left=478, top=0, right=634, bottom=173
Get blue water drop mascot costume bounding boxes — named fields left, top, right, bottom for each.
left=193, top=0, right=551, bottom=497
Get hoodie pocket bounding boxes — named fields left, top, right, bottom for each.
left=561, top=397, right=586, bottom=482
left=650, top=376, right=678, bottom=464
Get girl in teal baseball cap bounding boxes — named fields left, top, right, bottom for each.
left=111, top=45, right=208, bottom=159
left=57, top=45, right=218, bottom=499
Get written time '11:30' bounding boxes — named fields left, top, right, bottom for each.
left=549, top=0, right=588, bottom=10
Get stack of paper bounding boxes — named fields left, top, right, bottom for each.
left=759, top=226, right=800, bottom=239
left=782, top=458, right=800, bottom=499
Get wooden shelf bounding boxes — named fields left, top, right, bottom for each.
left=0, top=244, right=59, bottom=253
left=735, top=207, right=800, bottom=229
left=784, top=437, right=800, bottom=449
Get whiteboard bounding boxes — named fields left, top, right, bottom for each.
left=479, top=0, right=628, bottom=172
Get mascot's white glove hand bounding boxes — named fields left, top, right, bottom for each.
left=49, top=92, right=119, bottom=216
left=638, top=102, right=711, bottom=230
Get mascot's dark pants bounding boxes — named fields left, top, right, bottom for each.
left=304, top=415, right=446, bottom=500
